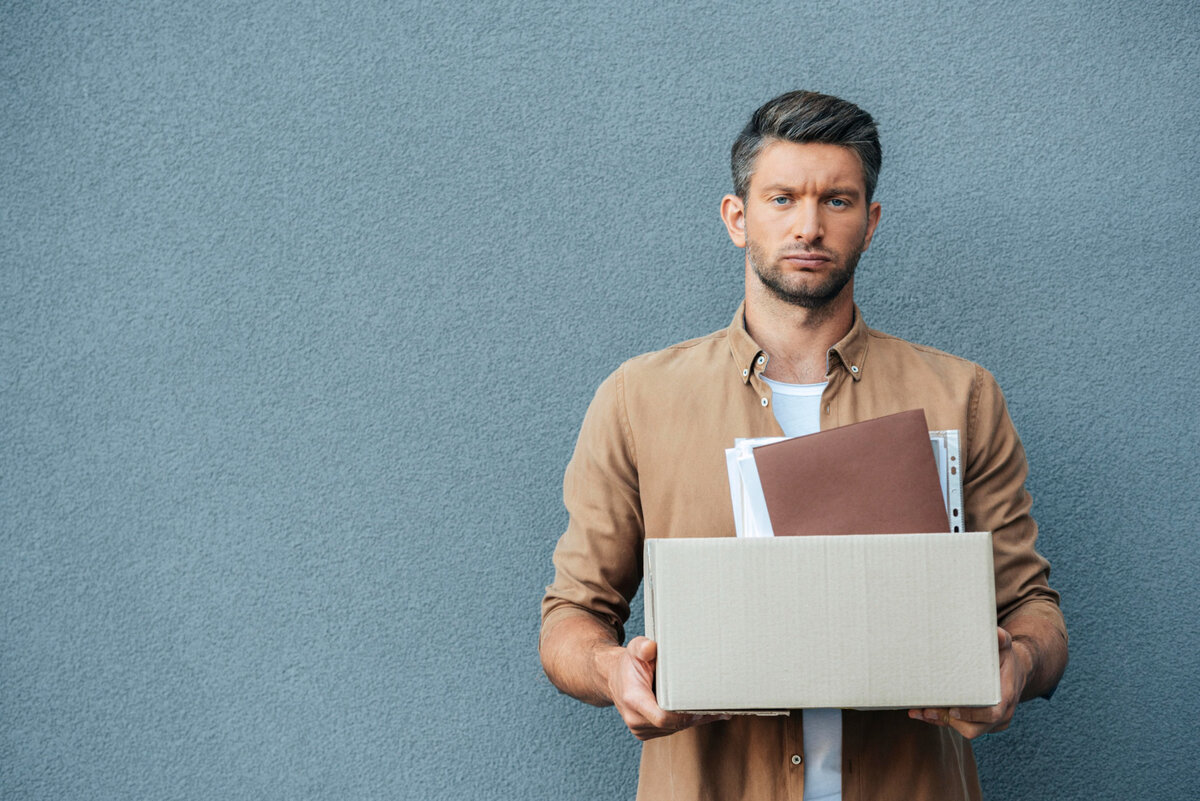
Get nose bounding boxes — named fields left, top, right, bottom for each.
left=791, top=200, right=823, bottom=243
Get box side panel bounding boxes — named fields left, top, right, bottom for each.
left=649, top=534, right=1000, bottom=711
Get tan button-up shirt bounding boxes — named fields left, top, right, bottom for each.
left=542, top=304, right=1066, bottom=801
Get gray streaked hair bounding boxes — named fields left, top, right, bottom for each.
left=731, top=91, right=881, bottom=202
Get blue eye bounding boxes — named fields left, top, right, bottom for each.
left=829, top=198, right=848, bottom=208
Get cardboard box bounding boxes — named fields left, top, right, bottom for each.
left=643, top=533, right=1000, bottom=713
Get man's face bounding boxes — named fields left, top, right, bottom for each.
left=722, top=141, right=882, bottom=309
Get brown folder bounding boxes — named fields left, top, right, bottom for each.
left=752, top=409, right=950, bottom=536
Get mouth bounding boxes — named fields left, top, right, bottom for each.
left=780, top=252, right=831, bottom=269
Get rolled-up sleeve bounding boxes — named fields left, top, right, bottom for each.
left=541, top=365, right=644, bottom=648
left=966, top=365, right=1067, bottom=649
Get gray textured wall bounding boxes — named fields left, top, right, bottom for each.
left=3, top=2, right=1197, bottom=799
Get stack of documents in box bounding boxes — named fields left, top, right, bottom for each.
left=724, top=409, right=963, bottom=538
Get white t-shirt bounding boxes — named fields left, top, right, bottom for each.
left=761, top=375, right=841, bottom=801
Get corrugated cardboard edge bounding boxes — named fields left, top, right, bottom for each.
left=642, top=541, right=669, bottom=710
left=981, top=534, right=1001, bottom=706
left=643, top=540, right=657, bottom=667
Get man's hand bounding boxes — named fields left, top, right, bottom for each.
left=540, top=615, right=729, bottom=741
left=907, top=627, right=1032, bottom=740
left=600, top=636, right=730, bottom=740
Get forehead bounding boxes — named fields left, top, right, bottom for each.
left=748, top=141, right=866, bottom=194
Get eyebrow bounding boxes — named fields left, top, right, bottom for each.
left=758, top=184, right=863, bottom=199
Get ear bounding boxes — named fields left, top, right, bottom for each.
left=862, top=201, right=882, bottom=251
left=720, top=194, right=747, bottom=248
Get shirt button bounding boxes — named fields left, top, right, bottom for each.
left=791, top=754, right=803, bottom=765
left=850, top=365, right=859, bottom=374
left=742, top=368, right=749, bottom=377
left=761, top=397, right=769, bottom=407
left=756, top=355, right=766, bottom=365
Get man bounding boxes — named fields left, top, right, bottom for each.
left=540, top=91, right=1067, bottom=801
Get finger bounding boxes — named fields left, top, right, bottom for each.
left=908, top=708, right=951, bottom=726
left=628, top=707, right=706, bottom=740
left=947, top=717, right=993, bottom=740
left=997, top=627, right=1012, bottom=651
left=949, top=707, right=1013, bottom=739
left=949, top=705, right=1002, bottom=724
left=908, top=708, right=935, bottom=724
left=627, top=636, right=657, bottom=664
left=632, top=710, right=732, bottom=740
left=616, top=670, right=687, bottom=735
left=623, top=701, right=678, bottom=740
left=693, top=713, right=734, bottom=727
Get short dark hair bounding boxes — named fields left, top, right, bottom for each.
left=731, top=91, right=881, bottom=201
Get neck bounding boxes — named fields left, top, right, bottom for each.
left=743, top=278, right=855, bottom=384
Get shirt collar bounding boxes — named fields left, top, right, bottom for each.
left=727, top=301, right=871, bottom=384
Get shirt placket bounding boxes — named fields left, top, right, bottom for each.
left=820, top=365, right=846, bottom=431
left=822, top=338, right=866, bottom=430
left=747, top=352, right=785, bottom=436
left=748, top=350, right=808, bottom=800
left=784, top=710, right=806, bottom=800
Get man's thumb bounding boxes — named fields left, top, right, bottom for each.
left=997, top=627, right=1013, bottom=650
left=628, top=636, right=657, bottom=664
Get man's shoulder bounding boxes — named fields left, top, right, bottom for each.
left=578, top=325, right=732, bottom=436
left=865, top=326, right=986, bottom=378
left=615, top=326, right=733, bottom=380
left=861, top=325, right=1010, bottom=412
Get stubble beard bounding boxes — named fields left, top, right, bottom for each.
left=747, top=239, right=864, bottom=310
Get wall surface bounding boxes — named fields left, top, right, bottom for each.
left=3, top=2, right=1198, bottom=799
